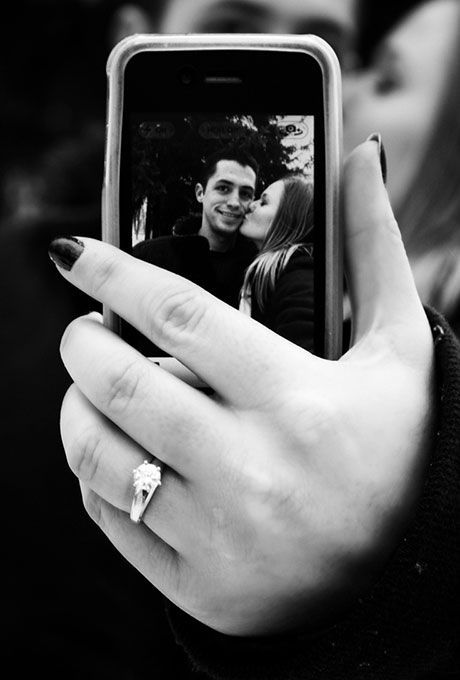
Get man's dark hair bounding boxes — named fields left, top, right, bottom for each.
left=200, top=146, right=259, bottom=188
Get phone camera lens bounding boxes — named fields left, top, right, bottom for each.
left=178, top=66, right=198, bottom=86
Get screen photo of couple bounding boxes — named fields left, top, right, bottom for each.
left=127, top=112, right=317, bottom=355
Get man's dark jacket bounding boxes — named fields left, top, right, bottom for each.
left=133, top=215, right=257, bottom=308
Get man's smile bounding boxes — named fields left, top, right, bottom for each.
left=217, top=209, right=242, bottom=219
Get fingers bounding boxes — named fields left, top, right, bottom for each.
left=344, top=139, right=428, bottom=351
left=60, top=384, right=195, bottom=551
left=49, top=236, right=319, bottom=405
left=60, top=314, right=230, bottom=477
left=79, top=484, right=184, bottom=605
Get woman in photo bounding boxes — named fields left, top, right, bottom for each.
left=239, top=174, right=315, bottom=351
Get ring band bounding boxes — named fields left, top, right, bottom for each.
left=130, top=459, right=162, bottom=524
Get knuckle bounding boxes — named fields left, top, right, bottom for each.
left=276, top=390, right=338, bottom=453
left=88, top=251, right=120, bottom=299
left=67, top=423, right=105, bottom=484
left=245, top=461, right=303, bottom=526
left=149, top=287, right=210, bottom=349
left=104, top=358, right=145, bottom=415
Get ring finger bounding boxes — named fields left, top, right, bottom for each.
left=60, top=383, right=197, bottom=552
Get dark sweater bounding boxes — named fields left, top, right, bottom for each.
left=165, top=307, right=460, bottom=680
left=133, top=215, right=257, bottom=309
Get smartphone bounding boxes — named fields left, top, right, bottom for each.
left=103, top=34, right=343, bottom=386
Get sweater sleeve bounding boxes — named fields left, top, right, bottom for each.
left=165, top=307, right=460, bottom=680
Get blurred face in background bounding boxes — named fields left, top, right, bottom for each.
left=113, top=0, right=358, bottom=70
left=343, top=0, right=460, bottom=212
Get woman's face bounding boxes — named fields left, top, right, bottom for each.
left=343, top=0, right=459, bottom=212
left=240, top=180, right=285, bottom=247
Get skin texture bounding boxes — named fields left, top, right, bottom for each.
left=195, top=160, right=256, bottom=252
left=343, top=0, right=460, bottom=213
left=54, top=140, right=434, bottom=636
left=240, top=179, right=284, bottom=249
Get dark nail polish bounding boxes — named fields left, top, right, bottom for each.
left=366, top=132, right=387, bottom=185
left=48, top=236, right=85, bottom=271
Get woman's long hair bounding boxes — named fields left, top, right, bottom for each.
left=240, top=174, right=314, bottom=312
left=396, top=7, right=460, bottom=322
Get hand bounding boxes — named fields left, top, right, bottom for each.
left=52, top=140, right=434, bottom=636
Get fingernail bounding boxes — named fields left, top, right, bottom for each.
left=366, top=132, right=387, bottom=185
left=48, top=236, right=85, bottom=271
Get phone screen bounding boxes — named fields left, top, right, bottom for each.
left=119, top=50, right=328, bottom=359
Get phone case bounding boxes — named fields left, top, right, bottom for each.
left=103, top=34, right=343, bottom=363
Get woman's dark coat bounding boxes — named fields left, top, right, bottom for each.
left=250, top=249, right=315, bottom=352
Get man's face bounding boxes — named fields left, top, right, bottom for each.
left=196, top=160, right=256, bottom=237
left=158, top=0, right=357, bottom=69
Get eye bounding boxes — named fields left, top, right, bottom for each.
left=216, top=184, right=230, bottom=193
left=374, top=69, right=400, bottom=94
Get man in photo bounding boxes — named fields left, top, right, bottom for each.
left=133, top=146, right=259, bottom=308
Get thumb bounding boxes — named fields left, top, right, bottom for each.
left=344, top=136, right=427, bottom=352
